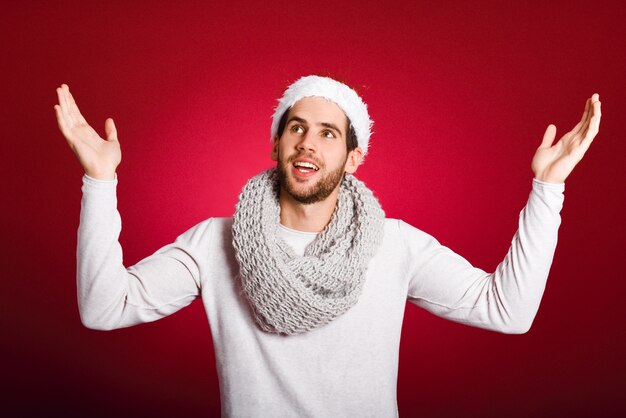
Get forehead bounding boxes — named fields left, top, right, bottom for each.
left=288, top=96, right=348, bottom=126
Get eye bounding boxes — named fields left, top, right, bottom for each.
left=321, top=130, right=335, bottom=139
left=290, top=124, right=305, bottom=134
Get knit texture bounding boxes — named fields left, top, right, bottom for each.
left=232, top=168, right=385, bottom=335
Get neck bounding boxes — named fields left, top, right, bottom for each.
left=278, top=187, right=340, bottom=233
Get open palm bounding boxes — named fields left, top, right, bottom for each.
left=54, top=84, right=121, bottom=180
left=532, top=94, right=601, bottom=184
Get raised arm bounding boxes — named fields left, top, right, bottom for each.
left=55, top=85, right=203, bottom=330
left=406, top=94, right=602, bottom=333
left=404, top=180, right=564, bottom=334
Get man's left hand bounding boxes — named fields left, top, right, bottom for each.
left=531, top=93, right=601, bottom=184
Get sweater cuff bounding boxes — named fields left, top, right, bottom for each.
left=82, top=173, right=118, bottom=188
left=532, top=178, right=565, bottom=192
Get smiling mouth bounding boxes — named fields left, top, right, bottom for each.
left=292, top=161, right=320, bottom=173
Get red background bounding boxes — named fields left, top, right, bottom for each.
left=2, top=1, right=625, bottom=416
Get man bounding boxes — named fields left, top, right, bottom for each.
left=54, top=76, right=601, bottom=417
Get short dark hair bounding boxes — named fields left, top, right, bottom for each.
left=276, top=109, right=359, bottom=153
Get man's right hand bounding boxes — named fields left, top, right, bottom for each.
left=54, top=84, right=121, bottom=180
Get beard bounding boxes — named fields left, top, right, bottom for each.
left=277, top=153, right=346, bottom=205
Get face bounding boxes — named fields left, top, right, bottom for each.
left=271, top=96, right=363, bottom=205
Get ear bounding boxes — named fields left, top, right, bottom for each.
left=344, top=147, right=364, bottom=174
left=270, top=135, right=279, bottom=161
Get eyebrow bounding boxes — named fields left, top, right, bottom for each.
left=287, top=116, right=344, bottom=137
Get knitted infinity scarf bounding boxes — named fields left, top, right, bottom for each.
left=232, top=168, right=385, bottom=335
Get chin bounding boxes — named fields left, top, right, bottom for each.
left=277, top=158, right=345, bottom=205
left=284, top=174, right=343, bottom=205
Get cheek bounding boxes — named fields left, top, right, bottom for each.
left=274, top=138, right=288, bottom=153
left=326, top=145, right=348, bottom=167
left=277, top=136, right=297, bottom=152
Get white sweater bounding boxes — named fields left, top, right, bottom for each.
left=77, top=174, right=564, bottom=417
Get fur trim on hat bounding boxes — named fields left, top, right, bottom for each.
left=271, top=76, right=373, bottom=155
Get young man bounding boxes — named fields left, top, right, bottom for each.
left=54, top=76, right=601, bottom=417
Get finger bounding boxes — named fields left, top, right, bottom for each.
left=104, top=118, right=118, bottom=142
left=581, top=100, right=601, bottom=147
left=540, top=124, right=557, bottom=148
left=592, top=94, right=601, bottom=118
left=54, top=104, right=68, bottom=133
left=581, top=99, right=601, bottom=135
left=54, top=104, right=75, bottom=144
left=66, top=85, right=77, bottom=106
left=57, top=86, right=74, bottom=118
left=578, top=119, right=597, bottom=152
left=572, top=97, right=592, bottom=137
left=56, top=85, right=64, bottom=106
left=67, top=91, right=82, bottom=115
left=56, top=86, right=70, bottom=116
left=68, top=96, right=88, bottom=125
left=61, top=84, right=72, bottom=109
left=571, top=98, right=591, bottom=135
left=63, top=85, right=88, bottom=125
left=55, top=90, right=73, bottom=132
left=65, top=87, right=80, bottom=115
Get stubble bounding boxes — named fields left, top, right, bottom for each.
left=277, top=154, right=346, bottom=205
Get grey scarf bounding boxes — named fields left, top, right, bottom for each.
left=232, top=168, right=385, bottom=335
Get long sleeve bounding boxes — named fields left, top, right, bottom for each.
left=77, top=174, right=206, bottom=330
left=405, top=179, right=565, bottom=334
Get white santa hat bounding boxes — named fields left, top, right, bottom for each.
left=270, top=75, right=373, bottom=155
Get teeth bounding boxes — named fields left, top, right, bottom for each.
left=294, top=161, right=319, bottom=171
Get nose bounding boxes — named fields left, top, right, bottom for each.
left=296, top=131, right=316, bottom=153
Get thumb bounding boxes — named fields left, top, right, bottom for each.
left=104, top=118, right=118, bottom=142
left=540, top=124, right=557, bottom=148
